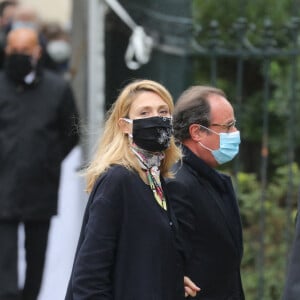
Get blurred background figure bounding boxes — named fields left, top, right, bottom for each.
left=0, top=2, right=81, bottom=299
left=0, top=2, right=71, bottom=75
left=0, top=0, right=18, bottom=31
left=10, top=3, right=40, bottom=30
left=40, top=21, right=72, bottom=77
left=0, top=0, right=18, bottom=68
left=0, top=27, right=79, bottom=300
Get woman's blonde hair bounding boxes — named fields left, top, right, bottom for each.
left=84, top=79, right=182, bottom=192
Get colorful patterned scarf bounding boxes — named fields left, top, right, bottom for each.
left=131, top=145, right=167, bottom=210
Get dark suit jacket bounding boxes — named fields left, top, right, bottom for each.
left=167, top=146, right=244, bottom=300
left=0, top=70, right=79, bottom=220
left=65, top=165, right=184, bottom=300
left=282, top=207, right=300, bottom=300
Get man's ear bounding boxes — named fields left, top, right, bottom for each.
left=118, top=118, right=131, bottom=135
left=189, top=124, right=205, bottom=142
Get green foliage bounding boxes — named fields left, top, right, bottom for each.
left=192, top=0, right=300, bottom=173
left=192, top=0, right=292, bottom=28
left=233, top=163, right=300, bottom=300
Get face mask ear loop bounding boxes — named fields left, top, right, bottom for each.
left=121, top=118, right=133, bottom=138
left=122, top=117, right=133, bottom=124
left=198, top=125, right=218, bottom=153
left=198, top=141, right=213, bottom=152
left=199, top=124, right=219, bottom=136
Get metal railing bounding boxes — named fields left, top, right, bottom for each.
left=190, top=17, right=300, bottom=300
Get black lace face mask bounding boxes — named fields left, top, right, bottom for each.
left=124, top=116, right=173, bottom=152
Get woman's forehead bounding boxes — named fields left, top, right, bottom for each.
left=130, top=91, right=169, bottom=109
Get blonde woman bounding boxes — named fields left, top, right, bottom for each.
left=65, top=79, right=199, bottom=300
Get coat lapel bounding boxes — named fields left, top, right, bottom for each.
left=204, top=178, right=242, bottom=256
left=183, top=146, right=243, bottom=256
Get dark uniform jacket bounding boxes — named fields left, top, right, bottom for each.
left=65, top=165, right=184, bottom=300
left=167, top=145, right=244, bottom=300
left=0, top=70, right=79, bottom=220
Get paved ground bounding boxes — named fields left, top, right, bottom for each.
left=18, top=146, right=87, bottom=300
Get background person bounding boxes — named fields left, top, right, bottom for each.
left=0, top=27, right=79, bottom=300
left=167, top=86, right=244, bottom=299
left=0, top=0, right=18, bottom=68
left=40, top=21, right=72, bottom=76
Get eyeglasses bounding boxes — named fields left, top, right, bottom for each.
left=210, top=119, right=237, bottom=131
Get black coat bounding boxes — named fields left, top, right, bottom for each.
left=0, top=70, right=79, bottom=220
left=167, top=146, right=244, bottom=300
left=65, top=165, right=184, bottom=300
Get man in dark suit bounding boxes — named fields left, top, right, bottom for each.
left=282, top=203, right=300, bottom=300
left=0, top=27, right=79, bottom=300
left=167, top=86, right=244, bottom=299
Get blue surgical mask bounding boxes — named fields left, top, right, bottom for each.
left=198, top=125, right=241, bottom=164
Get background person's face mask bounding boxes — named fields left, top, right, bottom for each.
left=4, top=53, right=34, bottom=84
left=123, top=116, right=173, bottom=152
left=46, top=39, right=71, bottom=63
left=198, top=125, right=241, bottom=164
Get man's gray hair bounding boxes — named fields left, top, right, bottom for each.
left=173, top=86, right=226, bottom=142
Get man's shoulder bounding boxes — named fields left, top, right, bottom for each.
left=0, top=72, right=14, bottom=93
left=42, top=69, right=66, bottom=80
left=171, top=160, right=190, bottom=176
left=169, top=160, right=199, bottom=186
left=0, top=71, right=8, bottom=83
left=41, top=70, right=70, bottom=89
